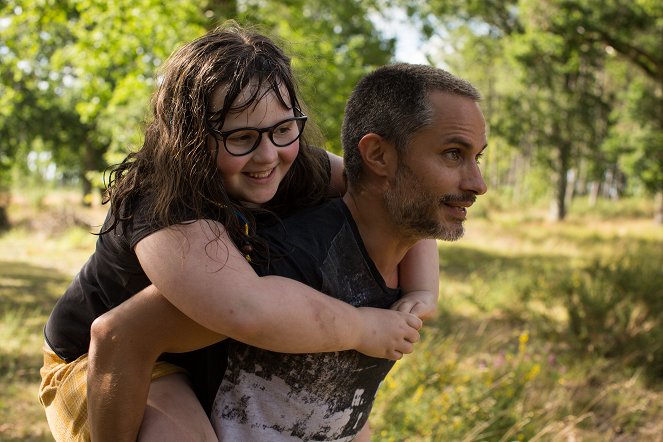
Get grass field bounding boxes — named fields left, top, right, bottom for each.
left=1, top=192, right=662, bottom=441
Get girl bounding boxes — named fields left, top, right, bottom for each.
left=40, top=23, right=438, bottom=441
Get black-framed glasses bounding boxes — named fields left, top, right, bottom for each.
left=210, top=114, right=308, bottom=156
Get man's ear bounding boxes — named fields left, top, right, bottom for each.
left=357, top=133, right=397, bottom=178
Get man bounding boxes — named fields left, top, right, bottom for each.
left=209, top=63, right=487, bottom=440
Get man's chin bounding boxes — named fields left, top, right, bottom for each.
left=435, top=222, right=464, bottom=241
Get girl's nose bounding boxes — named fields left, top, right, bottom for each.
left=251, top=134, right=279, bottom=163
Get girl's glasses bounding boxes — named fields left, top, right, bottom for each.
left=211, top=115, right=308, bottom=156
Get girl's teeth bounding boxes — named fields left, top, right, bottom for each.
left=248, top=170, right=270, bottom=178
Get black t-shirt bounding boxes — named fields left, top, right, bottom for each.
left=44, top=148, right=331, bottom=363
left=211, top=198, right=401, bottom=440
left=177, top=199, right=403, bottom=416
left=44, top=203, right=163, bottom=362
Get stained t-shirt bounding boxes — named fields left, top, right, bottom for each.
left=210, top=198, right=401, bottom=441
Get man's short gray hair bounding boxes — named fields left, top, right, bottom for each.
left=341, top=63, right=481, bottom=186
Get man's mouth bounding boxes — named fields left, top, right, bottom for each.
left=440, top=194, right=476, bottom=218
left=440, top=193, right=476, bottom=208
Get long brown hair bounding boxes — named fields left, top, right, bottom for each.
left=103, top=23, right=329, bottom=255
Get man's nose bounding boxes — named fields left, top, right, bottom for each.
left=462, top=162, right=488, bottom=195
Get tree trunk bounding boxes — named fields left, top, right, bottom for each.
left=551, top=141, right=572, bottom=221
left=0, top=190, right=10, bottom=231
left=589, top=181, right=600, bottom=206
left=81, top=174, right=92, bottom=207
left=0, top=205, right=9, bottom=231
left=81, top=142, right=99, bottom=208
left=655, top=191, right=663, bottom=225
left=565, top=168, right=576, bottom=211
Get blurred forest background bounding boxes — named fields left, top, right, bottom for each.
left=0, top=0, right=661, bottom=441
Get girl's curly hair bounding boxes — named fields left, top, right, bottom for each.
left=103, top=22, right=329, bottom=258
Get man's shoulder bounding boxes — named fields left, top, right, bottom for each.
left=283, top=198, right=345, bottom=226
left=255, top=199, right=350, bottom=285
left=261, top=198, right=347, bottom=244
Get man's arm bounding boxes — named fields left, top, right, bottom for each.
left=392, top=239, right=440, bottom=321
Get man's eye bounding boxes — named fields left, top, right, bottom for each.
left=443, top=150, right=461, bottom=161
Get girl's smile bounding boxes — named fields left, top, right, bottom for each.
left=209, top=85, right=300, bottom=205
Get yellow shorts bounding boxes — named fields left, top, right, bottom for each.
left=38, top=343, right=185, bottom=442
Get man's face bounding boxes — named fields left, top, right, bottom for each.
left=384, top=91, right=488, bottom=241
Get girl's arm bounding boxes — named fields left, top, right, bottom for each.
left=88, top=220, right=423, bottom=441
left=391, top=239, right=440, bottom=321
left=134, top=219, right=422, bottom=356
left=327, top=150, right=346, bottom=196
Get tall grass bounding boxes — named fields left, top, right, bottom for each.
left=0, top=191, right=100, bottom=441
left=1, top=193, right=662, bottom=441
left=371, top=197, right=663, bottom=441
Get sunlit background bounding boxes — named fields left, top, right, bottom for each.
left=1, top=1, right=661, bottom=440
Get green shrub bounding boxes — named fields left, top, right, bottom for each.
left=371, top=329, right=546, bottom=441
left=554, top=244, right=663, bottom=379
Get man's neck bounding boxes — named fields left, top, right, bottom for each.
left=342, top=191, right=416, bottom=288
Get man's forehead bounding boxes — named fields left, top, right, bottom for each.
left=420, top=91, right=486, bottom=144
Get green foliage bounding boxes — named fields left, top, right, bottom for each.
left=2, top=0, right=661, bottom=218
left=0, top=0, right=395, bottom=205
left=602, top=69, right=663, bottom=197
left=234, top=0, right=395, bottom=153
left=553, top=245, right=663, bottom=377
left=372, top=328, right=545, bottom=441
left=395, top=0, right=663, bottom=220
left=0, top=0, right=207, bottom=199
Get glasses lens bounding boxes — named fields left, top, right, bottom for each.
left=224, top=129, right=260, bottom=155
left=220, top=116, right=306, bottom=156
left=271, top=118, right=304, bottom=147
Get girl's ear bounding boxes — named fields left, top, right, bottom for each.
left=357, top=133, right=397, bottom=178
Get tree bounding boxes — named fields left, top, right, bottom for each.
left=235, top=0, right=395, bottom=153
left=0, top=0, right=394, bottom=222
left=396, top=0, right=662, bottom=221
left=0, top=0, right=206, bottom=208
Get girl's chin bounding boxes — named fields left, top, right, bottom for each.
left=239, top=200, right=262, bottom=208
left=238, top=193, right=278, bottom=207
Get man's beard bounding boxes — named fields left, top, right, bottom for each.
left=383, top=165, right=475, bottom=241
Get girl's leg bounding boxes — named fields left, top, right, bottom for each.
left=39, top=345, right=91, bottom=442
left=138, top=373, right=217, bottom=442
left=88, top=285, right=224, bottom=441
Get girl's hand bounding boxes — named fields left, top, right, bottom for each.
left=391, top=290, right=438, bottom=321
left=354, top=307, right=422, bottom=360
